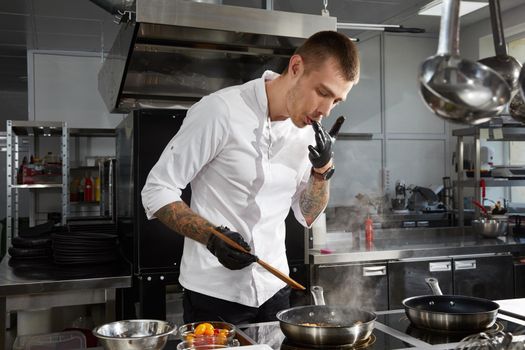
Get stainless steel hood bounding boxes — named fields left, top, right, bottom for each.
left=97, top=0, right=336, bottom=113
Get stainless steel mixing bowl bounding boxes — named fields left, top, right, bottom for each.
left=472, top=219, right=508, bottom=238
left=93, top=319, right=176, bottom=350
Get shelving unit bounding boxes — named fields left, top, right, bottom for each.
left=453, top=125, right=525, bottom=225
left=67, top=128, right=116, bottom=221
left=6, top=120, right=68, bottom=244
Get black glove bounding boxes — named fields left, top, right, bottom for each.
left=206, top=226, right=257, bottom=270
left=308, top=116, right=346, bottom=169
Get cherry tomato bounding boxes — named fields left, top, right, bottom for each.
left=194, top=322, right=215, bottom=336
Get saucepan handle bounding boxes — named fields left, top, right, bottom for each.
left=425, top=277, right=444, bottom=296
left=310, top=285, right=326, bottom=306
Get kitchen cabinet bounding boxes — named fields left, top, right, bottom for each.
left=6, top=120, right=68, bottom=244
left=388, top=257, right=453, bottom=309
left=313, top=262, right=388, bottom=311
left=452, top=254, right=514, bottom=300
left=453, top=126, right=525, bottom=224
left=388, top=253, right=514, bottom=309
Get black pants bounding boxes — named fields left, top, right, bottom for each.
left=183, top=287, right=291, bottom=325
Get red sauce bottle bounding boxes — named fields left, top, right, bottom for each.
left=84, top=176, right=93, bottom=202
left=365, top=217, right=374, bottom=243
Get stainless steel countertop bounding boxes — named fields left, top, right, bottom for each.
left=310, top=227, right=525, bottom=264
left=0, top=256, right=132, bottom=296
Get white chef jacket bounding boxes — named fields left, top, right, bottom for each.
left=141, top=70, right=316, bottom=307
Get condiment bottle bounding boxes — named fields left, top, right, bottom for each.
left=84, top=176, right=93, bottom=202
left=94, top=177, right=101, bottom=202
left=365, top=217, right=374, bottom=243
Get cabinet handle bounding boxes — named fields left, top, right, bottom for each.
left=455, top=260, right=477, bottom=270
left=363, top=266, right=386, bottom=276
left=429, top=261, right=451, bottom=272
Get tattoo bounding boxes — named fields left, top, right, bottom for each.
left=300, top=175, right=330, bottom=226
left=154, top=201, right=217, bottom=245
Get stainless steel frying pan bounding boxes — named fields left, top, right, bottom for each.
left=402, top=278, right=499, bottom=332
left=276, top=286, right=376, bottom=347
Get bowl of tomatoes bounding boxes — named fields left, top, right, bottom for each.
left=178, top=321, right=236, bottom=347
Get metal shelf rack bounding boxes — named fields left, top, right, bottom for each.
left=6, top=120, right=68, bottom=245
left=452, top=125, right=525, bottom=225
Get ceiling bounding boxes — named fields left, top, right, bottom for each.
left=0, top=0, right=523, bottom=92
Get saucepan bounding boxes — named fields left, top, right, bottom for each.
left=403, top=278, right=499, bottom=332
left=419, top=0, right=510, bottom=125
left=276, top=286, right=376, bottom=347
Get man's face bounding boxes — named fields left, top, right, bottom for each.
left=286, top=56, right=354, bottom=128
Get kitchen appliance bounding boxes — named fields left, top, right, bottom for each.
left=237, top=310, right=525, bottom=349
left=391, top=180, right=407, bottom=212
left=90, top=0, right=336, bottom=113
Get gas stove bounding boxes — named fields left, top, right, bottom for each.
left=237, top=309, right=525, bottom=350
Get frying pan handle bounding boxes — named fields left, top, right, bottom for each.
left=310, top=286, right=326, bottom=306
left=425, top=277, right=444, bottom=296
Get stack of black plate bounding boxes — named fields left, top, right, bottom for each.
left=8, top=235, right=53, bottom=260
left=52, top=232, right=119, bottom=265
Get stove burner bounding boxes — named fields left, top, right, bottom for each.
left=281, top=334, right=376, bottom=350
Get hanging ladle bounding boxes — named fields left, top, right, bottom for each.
left=477, top=0, right=525, bottom=123
left=478, top=0, right=521, bottom=91
left=518, top=67, right=525, bottom=100
left=419, top=0, right=511, bottom=125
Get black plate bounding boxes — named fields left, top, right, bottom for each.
left=54, top=255, right=117, bottom=265
left=53, top=232, right=117, bottom=240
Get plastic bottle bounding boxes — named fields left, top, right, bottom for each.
left=365, top=216, right=374, bottom=243
left=84, top=176, right=93, bottom=202
left=78, top=177, right=85, bottom=202
left=94, top=177, right=101, bottom=202
left=70, top=177, right=79, bottom=202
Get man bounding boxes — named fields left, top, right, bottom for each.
left=141, top=30, right=360, bottom=324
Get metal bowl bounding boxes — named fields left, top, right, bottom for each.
left=472, top=219, right=508, bottom=238
left=93, top=319, right=176, bottom=350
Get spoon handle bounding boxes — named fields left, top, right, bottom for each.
left=437, top=0, right=460, bottom=56
left=488, top=0, right=507, bottom=56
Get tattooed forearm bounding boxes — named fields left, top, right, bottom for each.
left=300, top=176, right=330, bottom=226
left=154, top=201, right=217, bottom=244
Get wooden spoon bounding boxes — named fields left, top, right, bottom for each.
left=210, top=228, right=306, bottom=291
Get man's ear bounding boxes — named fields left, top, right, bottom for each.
left=288, top=55, right=303, bottom=77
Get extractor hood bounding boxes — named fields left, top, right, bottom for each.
left=95, top=0, right=337, bottom=113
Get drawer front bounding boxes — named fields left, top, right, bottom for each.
left=314, top=263, right=388, bottom=311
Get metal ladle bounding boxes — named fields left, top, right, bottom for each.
left=477, top=0, right=525, bottom=123
left=419, top=0, right=511, bottom=125
left=478, top=0, right=522, bottom=91
left=520, top=66, right=525, bottom=100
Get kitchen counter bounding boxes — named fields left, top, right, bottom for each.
left=310, top=227, right=525, bottom=264
left=0, top=256, right=132, bottom=349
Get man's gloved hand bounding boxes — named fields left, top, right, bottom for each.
left=206, top=226, right=257, bottom=270
left=308, top=116, right=346, bottom=169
